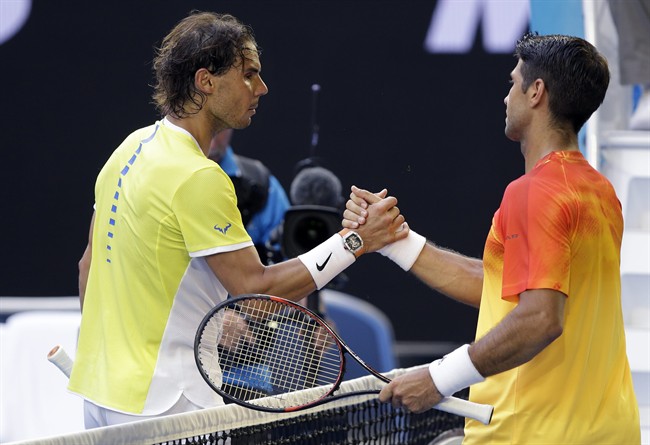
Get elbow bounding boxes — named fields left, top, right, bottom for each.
left=78, top=257, right=88, bottom=274
left=523, top=304, right=563, bottom=346
left=540, top=312, right=564, bottom=345
left=519, top=289, right=566, bottom=346
left=79, top=244, right=92, bottom=273
left=546, top=322, right=563, bottom=344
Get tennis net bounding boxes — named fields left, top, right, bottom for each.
left=6, top=365, right=464, bottom=445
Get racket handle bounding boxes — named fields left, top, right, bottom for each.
left=436, top=396, right=493, bottom=425
left=47, top=345, right=74, bottom=379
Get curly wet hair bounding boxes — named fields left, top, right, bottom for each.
left=152, top=11, right=259, bottom=118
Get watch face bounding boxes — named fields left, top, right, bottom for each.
left=345, top=233, right=363, bottom=251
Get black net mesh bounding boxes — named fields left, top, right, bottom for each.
left=156, top=398, right=462, bottom=445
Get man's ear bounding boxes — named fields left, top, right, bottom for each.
left=195, top=68, right=214, bottom=94
left=529, top=78, right=546, bottom=108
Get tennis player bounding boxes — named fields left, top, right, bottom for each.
left=70, top=11, right=406, bottom=428
left=343, top=34, right=641, bottom=444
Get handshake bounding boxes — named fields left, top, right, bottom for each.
left=341, top=185, right=426, bottom=271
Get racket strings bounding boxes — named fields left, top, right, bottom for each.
left=198, top=298, right=344, bottom=406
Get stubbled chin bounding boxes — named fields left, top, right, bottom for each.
left=504, top=126, right=519, bottom=142
left=232, top=118, right=252, bottom=130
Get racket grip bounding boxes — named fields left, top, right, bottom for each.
left=47, top=345, right=74, bottom=379
left=436, top=396, right=493, bottom=425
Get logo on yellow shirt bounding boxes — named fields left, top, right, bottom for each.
left=214, top=223, right=232, bottom=234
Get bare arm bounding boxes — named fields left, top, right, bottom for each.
left=343, top=186, right=483, bottom=307
left=380, top=288, right=565, bottom=412
left=207, top=247, right=315, bottom=301
left=207, top=196, right=408, bottom=301
left=78, top=211, right=95, bottom=312
left=409, top=244, right=483, bottom=307
left=470, top=288, right=565, bottom=376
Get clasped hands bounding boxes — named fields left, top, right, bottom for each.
left=342, top=186, right=409, bottom=253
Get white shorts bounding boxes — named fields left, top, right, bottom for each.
left=84, top=394, right=202, bottom=429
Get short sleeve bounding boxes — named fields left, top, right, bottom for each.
left=499, top=176, right=572, bottom=301
left=172, top=166, right=252, bottom=255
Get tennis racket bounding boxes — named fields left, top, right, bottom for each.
left=194, top=294, right=493, bottom=424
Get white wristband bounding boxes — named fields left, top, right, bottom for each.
left=428, top=344, right=485, bottom=397
left=298, top=233, right=356, bottom=290
left=378, top=228, right=426, bottom=271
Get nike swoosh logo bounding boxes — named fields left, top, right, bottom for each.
left=316, top=252, right=332, bottom=271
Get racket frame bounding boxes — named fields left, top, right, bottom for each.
left=195, top=294, right=366, bottom=412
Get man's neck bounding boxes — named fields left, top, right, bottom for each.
left=166, top=114, right=222, bottom=157
left=520, top=125, right=579, bottom=173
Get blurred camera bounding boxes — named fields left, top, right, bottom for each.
left=281, top=205, right=341, bottom=259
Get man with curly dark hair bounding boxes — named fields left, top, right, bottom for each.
left=70, top=11, right=406, bottom=428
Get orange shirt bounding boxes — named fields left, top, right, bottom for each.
left=465, top=151, right=640, bottom=444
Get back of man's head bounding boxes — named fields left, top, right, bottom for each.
left=514, top=33, right=610, bottom=133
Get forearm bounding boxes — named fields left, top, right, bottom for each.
left=209, top=249, right=315, bottom=301
left=410, top=242, right=483, bottom=307
left=428, top=289, right=564, bottom=400
left=255, top=259, right=320, bottom=300
left=209, top=232, right=356, bottom=302
left=248, top=229, right=364, bottom=299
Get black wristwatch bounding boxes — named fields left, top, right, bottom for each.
left=342, top=230, right=364, bottom=255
